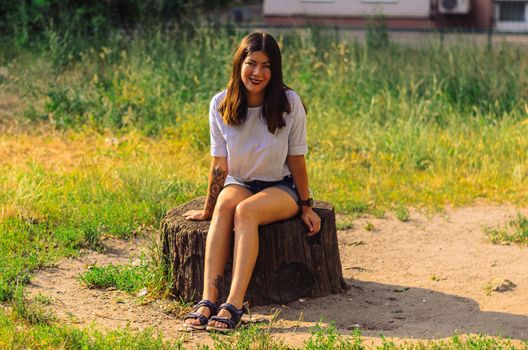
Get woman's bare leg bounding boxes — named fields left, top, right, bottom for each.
left=185, top=185, right=251, bottom=326
left=209, top=187, right=299, bottom=328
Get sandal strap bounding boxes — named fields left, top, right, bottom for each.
left=218, top=302, right=244, bottom=323
left=183, top=312, right=208, bottom=326
left=194, top=299, right=218, bottom=316
left=209, top=315, right=237, bottom=329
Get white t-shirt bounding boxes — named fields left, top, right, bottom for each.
left=209, top=89, right=308, bottom=182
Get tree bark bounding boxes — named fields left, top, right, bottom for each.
left=161, top=197, right=348, bottom=306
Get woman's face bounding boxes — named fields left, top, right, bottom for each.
left=240, top=51, right=271, bottom=98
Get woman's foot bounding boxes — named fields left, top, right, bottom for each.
left=206, top=302, right=244, bottom=332
left=207, top=308, right=231, bottom=329
left=183, top=300, right=218, bottom=331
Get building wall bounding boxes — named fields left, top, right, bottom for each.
left=263, top=0, right=431, bottom=18
left=265, top=15, right=435, bottom=28
left=472, top=0, right=493, bottom=28
left=263, top=0, right=499, bottom=30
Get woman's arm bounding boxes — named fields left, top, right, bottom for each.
left=287, top=154, right=321, bottom=235
left=183, top=156, right=227, bottom=221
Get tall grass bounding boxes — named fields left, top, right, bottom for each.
left=2, top=26, right=526, bottom=131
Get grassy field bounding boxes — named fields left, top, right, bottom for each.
left=0, top=26, right=527, bottom=348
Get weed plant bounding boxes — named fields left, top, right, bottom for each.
left=394, top=206, right=410, bottom=222
left=78, top=262, right=148, bottom=293
left=486, top=212, right=528, bottom=245
left=10, top=289, right=55, bottom=325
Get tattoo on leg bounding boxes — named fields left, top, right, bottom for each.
left=205, top=166, right=227, bottom=215
left=212, top=274, right=223, bottom=291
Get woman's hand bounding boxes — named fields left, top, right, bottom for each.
left=182, top=210, right=212, bottom=221
left=301, top=207, right=321, bottom=236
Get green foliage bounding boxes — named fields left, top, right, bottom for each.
left=141, top=238, right=175, bottom=299
left=210, top=323, right=288, bottom=350
left=0, top=0, right=233, bottom=46
left=364, top=222, right=375, bottom=231
left=304, top=323, right=363, bottom=350
left=370, top=208, right=386, bottom=219
left=394, top=206, right=410, bottom=222
left=10, top=288, right=55, bottom=325
left=486, top=213, right=528, bottom=245
left=0, top=216, right=66, bottom=303
left=336, top=216, right=355, bottom=230
left=0, top=140, right=201, bottom=303
left=78, top=262, right=147, bottom=293
left=77, top=242, right=172, bottom=297
left=0, top=310, right=184, bottom=349
left=2, top=27, right=525, bottom=135
left=366, top=16, right=389, bottom=49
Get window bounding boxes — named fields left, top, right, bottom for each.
left=498, top=2, right=526, bottom=22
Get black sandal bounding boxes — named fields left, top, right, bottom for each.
left=183, top=299, right=218, bottom=331
left=206, top=302, right=245, bottom=333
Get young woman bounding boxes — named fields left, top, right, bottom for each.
left=182, top=32, right=320, bottom=332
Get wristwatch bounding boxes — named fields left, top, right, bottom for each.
left=298, top=198, right=314, bottom=207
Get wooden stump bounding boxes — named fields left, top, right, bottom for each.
left=161, top=197, right=348, bottom=306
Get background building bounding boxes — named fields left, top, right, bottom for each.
left=263, top=0, right=528, bottom=32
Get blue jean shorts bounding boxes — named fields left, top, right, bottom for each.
left=224, top=175, right=300, bottom=202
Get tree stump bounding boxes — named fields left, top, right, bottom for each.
left=161, top=197, right=348, bottom=307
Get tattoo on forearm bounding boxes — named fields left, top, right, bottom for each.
left=204, top=166, right=226, bottom=215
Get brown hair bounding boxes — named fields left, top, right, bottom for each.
left=218, top=32, right=291, bottom=134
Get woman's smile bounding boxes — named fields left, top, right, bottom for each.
left=241, top=51, right=271, bottom=102
left=249, top=77, right=264, bottom=85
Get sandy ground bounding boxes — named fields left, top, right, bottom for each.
left=27, top=205, right=528, bottom=348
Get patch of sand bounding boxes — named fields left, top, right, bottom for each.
left=27, top=206, right=528, bottom=348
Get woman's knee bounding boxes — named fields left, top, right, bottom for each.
left=215, top=195, right=239, bottom=215
left=233, top=201, right=258, bottom=229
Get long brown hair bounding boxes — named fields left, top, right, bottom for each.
left=218, top=32, right=291, bottom=134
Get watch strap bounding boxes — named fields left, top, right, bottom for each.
left=298, top=198, right=314, bottom=207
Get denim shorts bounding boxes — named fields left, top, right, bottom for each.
left=224, top=175, right=300, bottom=202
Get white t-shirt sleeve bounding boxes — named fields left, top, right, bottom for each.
left=287, top=91, right=308, bottom=155
left=209, top=95, right=227, bottom=157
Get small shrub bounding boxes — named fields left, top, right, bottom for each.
left=364, top=222, right=375, bottom=231
left=394, top=206, right=410, bottom=222
left=78, top=262, right=147, bottom=293
left=80, top=224, right=105, bottom=252
left=370, top=208, right=385, bottom=219
left=304, top=323, right=363, bottom=350
left=486, top=213, right=528, bottom=245
left=11, top=288, right=55, bottom=325
left=366, top=16, right=389, bottom=50
left=336, top=215, right=355, bottom=230
left=210, top=323, right=286, bottom=350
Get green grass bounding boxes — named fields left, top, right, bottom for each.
left=204, top=322, right=528, bottom=350
left=304, top=324, right=362, bottom=350
left=10, top=289, right=55, bottom=326
left=394, top=206, right=410, bottom=222
left=78, top=262, right=147, bottom=293
left=0, top=308, right=185, bottom=349
left=364, top=221, right=375, bottom=231
left=486, top=213, right=528, bottom=245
